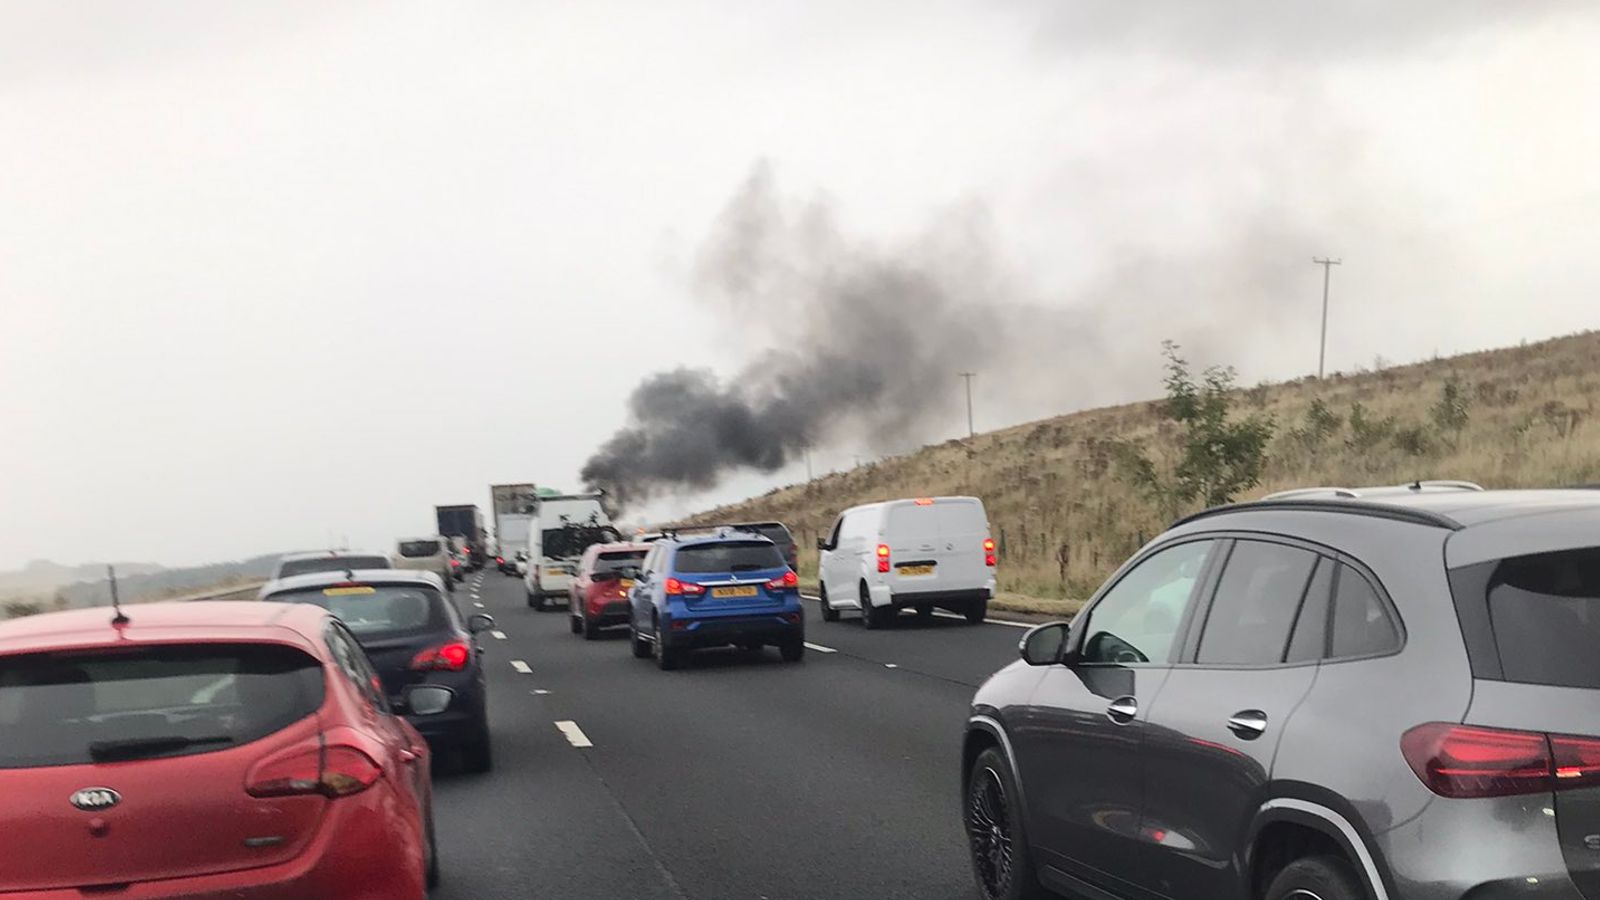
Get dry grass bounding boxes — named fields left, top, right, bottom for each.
left=691, top=330, right=1600, bottom=609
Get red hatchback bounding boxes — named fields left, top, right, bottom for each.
left=568, top=542, right=650, bottom=640
left=0, top=601, right=436, bottom=899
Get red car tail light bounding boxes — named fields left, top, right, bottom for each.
left=410, top=641, right=471, bottom=672
left=766, top=570, right=799, bottom=590
left=450, top=558, right=460, bottom=568
left=664, top=577, right=704, bottom=596
left=247, top=742, right=382, bottom=799
left=1402, top=723, right=1554, bottom=798
left=1552, top=734, right=1600, bottom=788
left=876, top=544, right=890, bottom=573
left=496, top=556, right=504, bottom=565
left=984, top=538, right=996, bottom=567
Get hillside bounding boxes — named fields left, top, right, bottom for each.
left=689, top=330, right=1600, bottom=611
left=1, top=554, right=283, bottom=619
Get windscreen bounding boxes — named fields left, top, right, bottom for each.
left=398, top=540, right=441, bottom=558
left=543, top=524, right=622, bottom=560
left=738, top=524, right=793, bottom=548
left=674, top=541, right=785, bottom=574
left=278, top=555, right=390, bottom=577
left=0, top=644, right=324, bottom=769
left=266, top=584, right=448, bottom=639
left=595, top=550, right=647, bottom=574
left=1482, top=547, right=1600, bottom=688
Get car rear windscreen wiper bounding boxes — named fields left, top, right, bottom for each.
left=89, top=734, right=235, bottom=762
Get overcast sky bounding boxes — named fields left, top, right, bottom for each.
left=3, top=1, right=1599, bottom=569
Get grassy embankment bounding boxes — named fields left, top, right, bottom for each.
left=689, top=331, right=1600, bottom=619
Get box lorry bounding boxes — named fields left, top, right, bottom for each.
left=490, top=483, right=538, bottom=575
left=435, top=504, right=487, bottom=569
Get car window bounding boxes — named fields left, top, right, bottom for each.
left=1472, top=547, right=1600, bottom=688
left=826, top=516, right=844, bottom=548
left=840, top=510, right=875, bottom=542
left=267, top=584, right=448, bottom=640
left=1196, top=540, right=1318, bottom=666
left=398, top=540, right=440, bottom=558
left=278, top=555, right=391, bottom=577
left=325, top=624, right=387, bottom=711
left=1080, top=540, right=1215, bottom=665
left=595, top=550, right=647, bottom=574
left=0, top=644, right=324, bottom=769
left=673, top=541, right=785, bottom=574
left=1329, top=564, right=1401, bottom=659
left=1285, top=560, right=1334, bottom=663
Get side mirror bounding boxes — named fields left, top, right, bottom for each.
left=467, top=613, right=495, bottom=634
left=816, top=538, right=829, bottom=551
left=1019, top=622, right=1072, bottom=666
left=400, top=685, right=454, bottom=716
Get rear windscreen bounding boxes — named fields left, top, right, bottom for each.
left=674, top=541, right=785, bottom=574
left=543, top=524, right=621, bottom=560
left=737, top=524, right=793, bottom=547
left=398, top=541, right=440, bottom=558
left=1481, top=547, right=1600, bottom=688
left=0, top=644, right=324, bottom=769
left=266, top=584, right=448, bottom=640
left=278, top=555, right=390, bottom=577
left=595, top=550, right=647, bottom=574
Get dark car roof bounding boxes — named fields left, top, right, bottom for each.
left=1182, top=488, right=1600, bottom=532
left=668, top=530, right=778, bottom=549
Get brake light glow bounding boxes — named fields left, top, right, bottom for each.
left=410, top=641, right=471, bottom=672
left=984, top=538, right=996, bottom=567
left=914, top=498, right=934, bottom=506
left=247, top=743, right=382, bottom=799
left=876, top=544, right=890, bottom=573
left=1400, top=722, right=1591, bottom=799
left=665, top=577, right=704, bottom=596
left=496, top=556, right=504, bottom=565
left=766, top=570, right=800, bottom=590
left=450, top=558, right=460, bottom=568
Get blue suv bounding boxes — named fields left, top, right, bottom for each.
left=627, top=530, right=806, bottom=669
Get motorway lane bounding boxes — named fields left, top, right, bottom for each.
left=430, top=569, right=1033, bottom=899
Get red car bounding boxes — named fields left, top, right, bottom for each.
left=568, top=541, right=650, bottom=640
left=0, top=601, right=437, bottom=899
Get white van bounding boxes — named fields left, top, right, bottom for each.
left=393, top=536, right=456, bottom=592
left=816, top=496, right=996, bottom=628
left=523, top=493, right=618, bottom=610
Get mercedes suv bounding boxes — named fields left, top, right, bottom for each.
left=963, top=486, right=1600, bottom=900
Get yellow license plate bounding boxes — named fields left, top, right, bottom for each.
left=711, top=585, right=759, bottom=599
left=896, top=565, right=935, bottom=577
left=545, top=568, right=565, bottom=576
left=323, top=586, right=375, bottom=596
left=620, top=579, right=635, bottom=589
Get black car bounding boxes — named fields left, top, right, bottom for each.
left=728, top=521, right=799, bottom=570
left=259, top=568, right=496, bottom=772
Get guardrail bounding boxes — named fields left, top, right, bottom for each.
left=172, top=581, right=267, bottom=603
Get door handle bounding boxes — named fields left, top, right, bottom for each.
left=1106, top=696, right=1138, bottom=724
left=1227, top=710, right=1269, bottom=740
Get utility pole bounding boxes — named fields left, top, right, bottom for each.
left=957, top=371, right=977, bottom=438
left=803, top=446, right=813, bottom=481
left=1312, top=257, right=1341, bottom=379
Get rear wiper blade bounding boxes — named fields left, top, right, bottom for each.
left=89, top=734, right=234, bottom=762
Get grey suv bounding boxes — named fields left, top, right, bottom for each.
left=963, top=487, right=1600, bottom=900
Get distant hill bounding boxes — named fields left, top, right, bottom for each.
left=0, top=559, right=166, bottom=601
left=690, top=329, right=1600, bottom=603
left=1, top=554, right=284, bottom=615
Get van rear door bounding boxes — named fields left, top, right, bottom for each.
left=883, top=499, right=990, bottom=593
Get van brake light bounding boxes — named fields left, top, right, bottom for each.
left=984, top=538, right=996, bottom=567
left=876, top=544, right=890, bottom=573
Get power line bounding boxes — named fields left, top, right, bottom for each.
left=957, top=371, right=977, bottom=438
left=1312, top=258, right=1342, bottom=378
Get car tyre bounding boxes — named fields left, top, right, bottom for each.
left=569, top=612, right=583, bottom=635
left=525, top=589, right=538, bottom=609
left=630, top=624, right=652, bottom=659
left=1263, top=855, right=1365, bottom=900
left=966, top=746, right=1047, bottom=900
left=656, top=639, right=681, bottom=671
left=861, top=583, right=887, bottom=629
left=965, top=600, right=988, bottom=624
left=819, top=584, right=840, bottom=622
left=424, top=803, right=440, bottom=889
left=583, top=615, right=601, bottom=641
left=461, top=723, right=493, bottom=774
left=780, top=639, right=805, bottom=662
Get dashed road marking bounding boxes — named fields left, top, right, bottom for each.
left=884, top=663, right=899, bottom=669
left=532, top=689, right=551, bottom=695
left=474, top=601, right=485, bottom=608
left=803, top=642, right=837, bottom=653
left=555, top=720, right=593, bottom=748
left=510, top=660, right=532, bottom=674
left=491, top=630, right=507, bottom=640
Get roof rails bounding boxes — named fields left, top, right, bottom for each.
left=1176, top=498, right=1465, bottom=531
left=1261, top=480, right=1484, bottom=501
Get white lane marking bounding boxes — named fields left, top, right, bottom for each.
left=884, top=663, right=899, bottom=669
left=803, top=642, right=837, bottom=654
left=532, top=689, right=551, bottom=695
left=473, top=601, right=485, bottom=608
left=491, top=630, right=507, bottom=640
left=555, top=720, right=593, bottom=748
left=510, top=660, right=532, bottom=674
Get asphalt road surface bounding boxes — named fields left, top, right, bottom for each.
left=429, top=568, right=1043, bottom=900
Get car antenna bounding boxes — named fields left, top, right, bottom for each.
left=108, top=564, right=130, bottom=626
